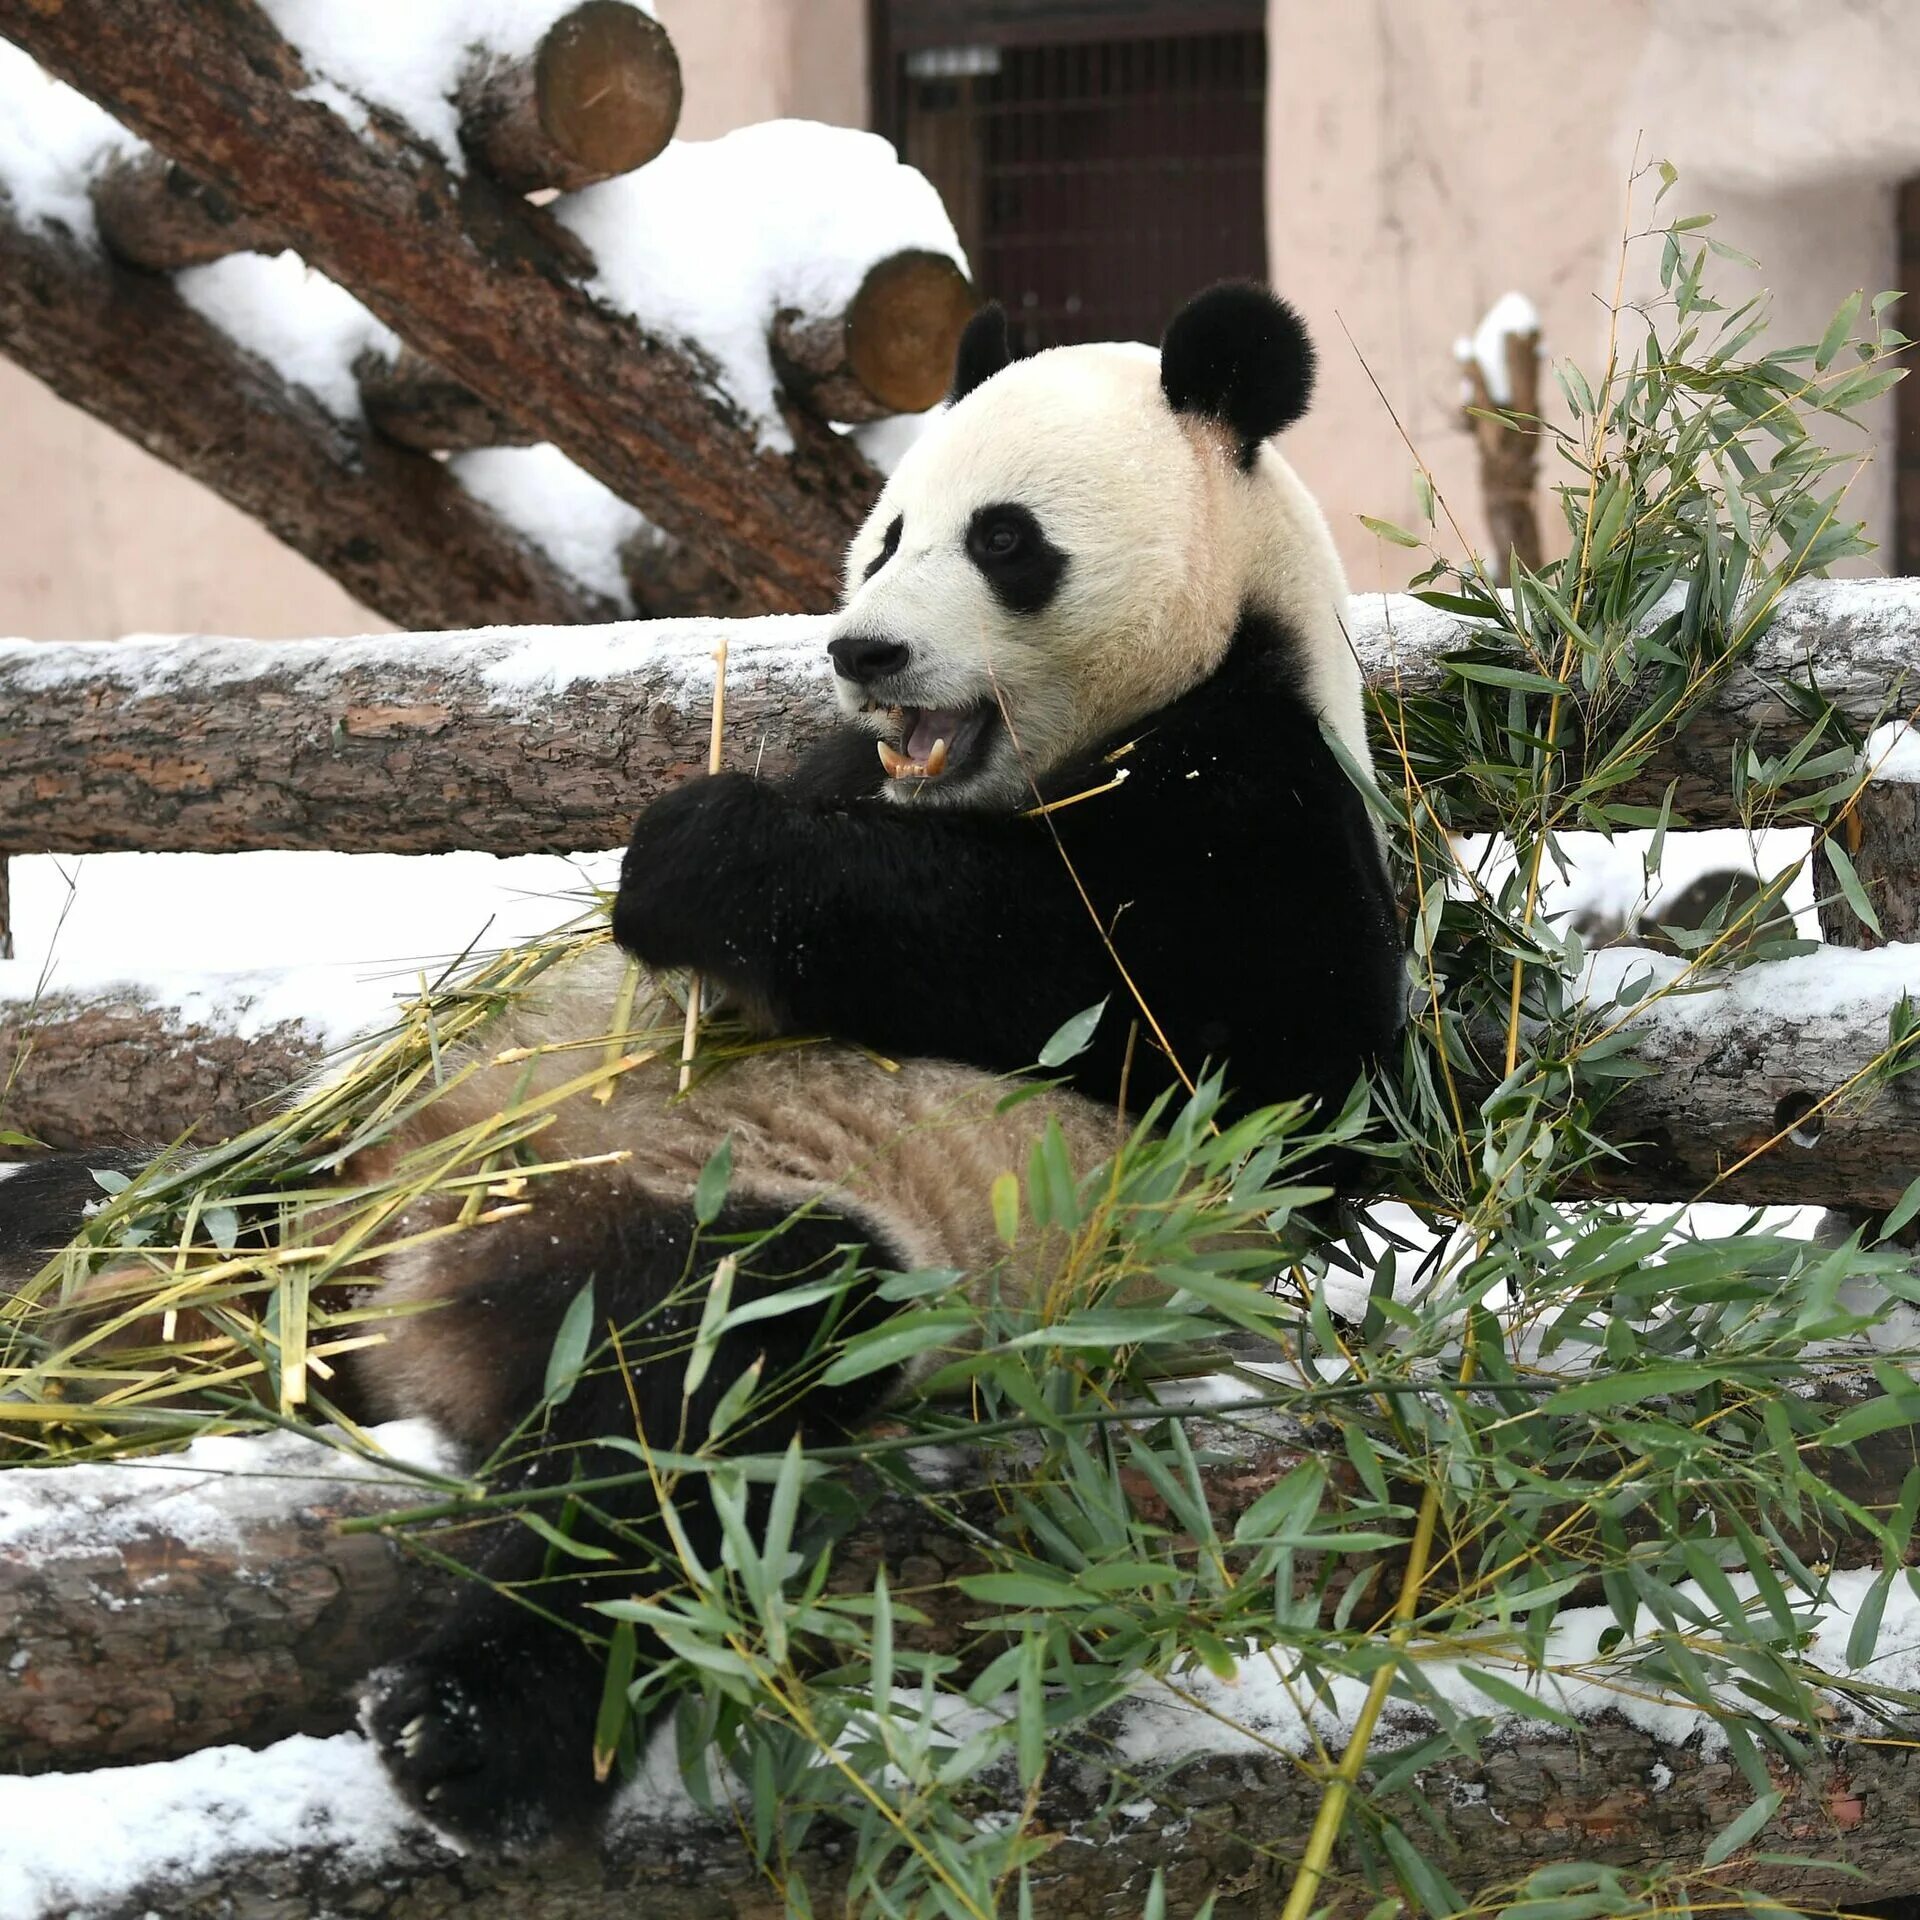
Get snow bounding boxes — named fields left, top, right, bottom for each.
left=0, top=618, right=829, bottom=708
left=1119, top=1563, right=1920, bottom=1768
left=559, top=121, right=967, bottom=450
left=175, top=251, right=400, bottom=421
left=1584, top=938, right=1920, bottom=1034
left=0, top=1420, right=456, bottom=1558
left=2, top=848, right=623, bottom=1044
left=1455, top=290, right=1541, bottom=406
left=1863, top=719, right=1920, bottom=785
left=0, top=1733, right=429, bottom=1919
left=0, top=38, right=140, bottom=241
left=255, top=0, right=647, bottom=166
left=450, top=444, right=648, bottom=611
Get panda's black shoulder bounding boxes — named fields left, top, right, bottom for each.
left=1040, top=606, right=1344, bottom=817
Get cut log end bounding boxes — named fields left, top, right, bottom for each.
left=773, top=251, right=975, bottom=423
left=356, top=346, right=539, bottom=453
left=462, top=0, right=683, bottom=196
left=92, top=152, right=280, bottom=272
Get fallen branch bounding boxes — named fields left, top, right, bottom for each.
left=0, top=196, right=620, bottom=631
left=2, top=580, right=1913, bottom=857
left=1, top=0, right=877, bottom=612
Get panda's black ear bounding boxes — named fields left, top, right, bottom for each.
left=1161, top=282, right=1315, bottom=469
left=950, top=302, right=1011, bottom=404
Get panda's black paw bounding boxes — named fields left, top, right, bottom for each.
left=613, top=772, right=786, bottom=974
left=360, top=1638, right=613, bottom=1853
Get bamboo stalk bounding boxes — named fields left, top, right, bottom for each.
left=678, top=639, right=730, bottom=1093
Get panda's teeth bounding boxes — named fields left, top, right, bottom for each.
left=924, top=738, right=949, bottom=777
left=877, top=740, right=912, bottom=778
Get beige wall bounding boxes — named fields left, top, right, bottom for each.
left=0, top=0, right=869, bottom=644
left=1272, top=0, right=1920, bottom=587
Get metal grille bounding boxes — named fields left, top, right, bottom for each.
left=888, top=25, right=1267, bottom=353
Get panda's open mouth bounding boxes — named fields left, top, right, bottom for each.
left=867, top=703, right=996, bottom=783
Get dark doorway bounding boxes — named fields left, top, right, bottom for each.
left=873, top=2, right=1268, bottom=355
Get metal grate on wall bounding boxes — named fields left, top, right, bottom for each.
left=881, top=11, right=1268, bottom=355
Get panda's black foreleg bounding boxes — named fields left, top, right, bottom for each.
left=0, top=1151, right=148, bottom=1297
left=360, top=1193, right=907, bottom=1852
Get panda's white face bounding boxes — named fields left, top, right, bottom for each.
left=827, top=339, right=1362, bottom=810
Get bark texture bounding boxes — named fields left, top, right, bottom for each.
left=0, top=989, right=324, bottom=1154
left=455, top=0, right=682, bottom=193
left=1817, top=776, right=1920, bottom=949
left=92, top=151, right=281, bottom=270
left=1459, top=324, right=1544, bottom=585
left=0, top=0, right=876, bottom=614
left=355, top=346, right=538, bottom=453
left=0, top=201, right=619, bottom=632
left=6, top=579, right=1915, bottom=857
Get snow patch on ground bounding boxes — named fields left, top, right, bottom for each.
left=0, top=1420, right=455, bottom=1558
left=3, top=849, right=623, bottom=1039
left=560, top=121, right=965, bottom=450
left=1120, top=1564, right=1920, bottom=1768
left=255, top=0, right=634, bottom=165
left=0, top=1732, right=431, bottom=1920
left=0, top=38, right=140, bottom=241
left=1456, top=290, right=1540, bottom=406
left=175, top=250, right=399, bottom=420
left=1864, top=718, right=1920, bottom=784
left=450, top=445, right=648, bottom=611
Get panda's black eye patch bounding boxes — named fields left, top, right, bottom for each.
left=863, top=514, right=903, bottom=582
left=965, top=504, right=1067, bottom=614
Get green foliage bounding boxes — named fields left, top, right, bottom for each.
left=13, top=168, right=1920, bottom=1918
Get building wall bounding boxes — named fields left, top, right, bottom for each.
left=1271, top=0, right=1917, bottom=588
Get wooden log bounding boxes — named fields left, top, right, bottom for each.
left=0, top=856, right=11, bottom=964
left=353, top=345, right=537, bottom=453
left=0, top=1428, right=456, bottom=1771
left=771, top=249, right=975, bottom=422
left=3, top=579, right=1917, bottom=858
left=1816, top=771, right=1920, bottom=950
left=3, top=934, right=1917, bottom=1208
left=0, top=983, right=325, bottom=1156
left=8, top=1414, right=1920, bottom=1911
left=0, top=0, right=877, bottom=615
left=0, top=196, right=621, bottom=633
left=456, top=0, right=682, bottom=194
left=91, top=151, right=280, bottom=271
left=1459, top=314, right=1544, bottom=586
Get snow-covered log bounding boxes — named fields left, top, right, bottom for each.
left=1569, top=944, right=1920, bottom=1207
left=9, top=1413, right=1920, bottom=1912
left=0, top=1425, right=459, bottom=1773
left=91, top=152, right=280, bottom=271
left=3, top=938, right=1918, bottom=1209
left=0, top=196, right=622, bottom=632
left=770, top=248, right=976, bottom=422
left=3, top=579, right=1915, bottom=858
left=454, top=0, right=681, bottom=194
left=0, top=978, right=329, bottom=1154
left=0, top=0, right=878, bottom=614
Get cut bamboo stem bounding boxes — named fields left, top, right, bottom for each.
left=678, top=638, right=729, bottom=1092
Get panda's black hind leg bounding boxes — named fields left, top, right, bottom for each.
left=360, top=1192, right=907, bottom=1851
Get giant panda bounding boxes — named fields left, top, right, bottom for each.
left=0, top=283, right=1403, bottom=1849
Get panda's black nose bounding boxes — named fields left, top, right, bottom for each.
left=828, top=633, right=910, bottom=684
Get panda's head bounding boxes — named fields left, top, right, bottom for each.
left=827, top=281, right=1363, bottom=808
